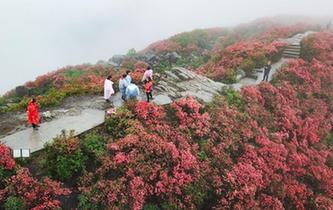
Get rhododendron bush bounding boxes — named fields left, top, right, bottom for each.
left=0, top=145, right=70, bottom=209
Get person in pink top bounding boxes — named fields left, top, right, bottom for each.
left=142, top=66, right=153, bottom=82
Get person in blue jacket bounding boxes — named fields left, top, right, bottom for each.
left=119, top=74, right=128, bottom=101
left=126, top=82, right=140, bottom=100
left=125, top=70, right=132, bottom=84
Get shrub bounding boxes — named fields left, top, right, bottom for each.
left=240, top=58, right=256, bottom=75
left=222, top=88, right=244, bottom=110
left=63, top=69, right=85, bottom=79
left=221, top=69, right=237, bottom=84
left=0, top=97, right=5, bottom=106
left=43, top=131, right=86, bottom=180
left=1, top=168, right=71, bottom=209
left=105, top=107, right=134, bottom=139
left=4, top=196, right=25, bottom=210
left=81, top=133, right=106, bottom=159
left=171, top=97, right=211, bottom=140
left=127, top=48, right=137, bottom=56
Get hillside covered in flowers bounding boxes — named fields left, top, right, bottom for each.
left=0, top=16, right=324, bottom=112
left=1, top=29, right=333, bottom=209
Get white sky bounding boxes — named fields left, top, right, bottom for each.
left=0, top=0, right=332, bottom=94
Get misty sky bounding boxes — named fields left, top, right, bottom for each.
left=0, top=0, right=332, bottom=95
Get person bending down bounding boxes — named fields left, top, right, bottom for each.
left=126, top=82, right=140, bottom=100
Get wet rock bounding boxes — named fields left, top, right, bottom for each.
left=42, top=111, right=54, bottom=119
left=167, top=52, right=181, bottom=63
left=153, top=95, right=172, bottom=105
left=109, top=55, right=126, bottom=66
left=15, top=86, right=29, bottom=97
left=236, top=69, right=246, bottom=80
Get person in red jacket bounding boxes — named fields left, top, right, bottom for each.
left=144, top=78, right=153, bottom=102
left=27, top=97, right=40, bottom=130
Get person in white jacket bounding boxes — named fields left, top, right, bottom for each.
left=104, top=75, right=115, bottom=102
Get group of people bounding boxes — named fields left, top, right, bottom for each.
left=27, top=62, right=272, bottom=130
left=104, top=66, right=154, bottom=103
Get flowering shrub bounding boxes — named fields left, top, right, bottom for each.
left=171, top=97, right=211, bottom=139
left=197, top=38, right=286, bottom=79
left=301, top=31, right=333, bottom=65
left=1, top=168, right=70, bottom=210
left=0, top=144, right=15, bottom=171
left=79, top=130, right=207, bottom=210
left=105, top=107, right=134, bottom=139
left=42, top=131, right=87, bottom=181
left=0, top=144, right=70, bottom=210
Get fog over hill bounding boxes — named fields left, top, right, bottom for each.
left=0, top=0, right=332, bottom=95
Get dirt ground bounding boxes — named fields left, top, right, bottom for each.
left=0, top=95, right=107, bottom=139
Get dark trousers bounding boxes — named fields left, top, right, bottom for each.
left=146, top=92, right=153, bottom=102
left=262, top=71, right=270, bottom=81
left=32, top=123, right=39, bottom=129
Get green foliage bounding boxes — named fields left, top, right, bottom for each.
left=63, top=69, right=85, bottom=79
left=105, top=107, right=134, bottom=139
left=323, top=132, right=333, bottom=147
left=184, top=184, right=207, bottom=208
left=127, top=48, right=137, bottom=56
left=39, top=89, right=67, bottom=107
left=301, top=37, right=317, bottom=62
left=161, top=202, right=179, bottom=210
left=154, top=59, right=173, bottom=73
left=172, top=29, right=210, bottom=49
left=2, top=97, right=30, bottom=113
left=222, top=88, right=244, bottom=110
left=221, top=69, right=237, bottom=84
left=4, top=196, right=25, bottom=210
left=81, top=133, right=106, bottom=159
left=176, top=54, right=209, bottom=69
left=143, top=203, right=161, bottom=210
left=0, top=166, right=4, bottom=180
left=42, top=131, right=86, bottom=181
left=240, top=58, right=256, bottom=75
left=78, top=194, right=101, bottom=210
left=29, top=83, right=53, bottom=96
left=0, top=97, right=6, bottom=106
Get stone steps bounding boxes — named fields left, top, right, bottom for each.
left=283, top=42, right=301, bottom=59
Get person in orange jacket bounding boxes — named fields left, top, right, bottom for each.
left=144, top=77, right=153, bottom=102
left=27, top=97, right=40, bottom=130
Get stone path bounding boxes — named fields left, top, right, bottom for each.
left=1, top=109, right=105, bottom=153
left=231, top=31, right=314, bottom=90
left=0, top=31, right=313, bottom=153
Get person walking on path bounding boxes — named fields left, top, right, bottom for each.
left=27, top=97, right=40, bottom=130
left=262, top=60, right=272, bottom=82
left=142, top=66, right=153, bottom=82
left=125, top=70, right=132, bottom=84
left=104, top=75, right=115, bottom=103
left=126, top=82, right=140, bottom=100
left=144, top=78, right=153, bottom=102
left=119, top=74, right=129, bottom=101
